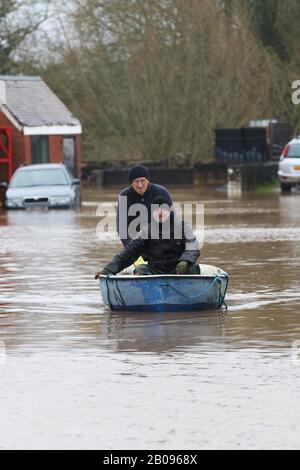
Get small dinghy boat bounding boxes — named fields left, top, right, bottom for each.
left=99, top=264, right=229, bottom=313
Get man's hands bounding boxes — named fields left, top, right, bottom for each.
left=176, top=261, right=189, bottom=275
left=96, top=263, right=191, bottom=278
left=95, top=269, right=113, bottom=280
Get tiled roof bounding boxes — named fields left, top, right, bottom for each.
left=0, top=75, right=80, bottom=128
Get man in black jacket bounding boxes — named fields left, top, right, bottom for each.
left=117, top=165, right=173, bottom=247
left=96, top=196, right=200, bottom=278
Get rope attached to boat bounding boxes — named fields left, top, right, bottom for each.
left=103, top=276, right=113, bottom=310
left=104, top=275, right=126, bottom=309
left=165, top=275, right=229, bottom=309
left=219, top=277, right=229, bottom=311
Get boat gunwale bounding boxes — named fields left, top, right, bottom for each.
left=99, top=273, right=229, bottom=281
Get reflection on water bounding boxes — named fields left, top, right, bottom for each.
left=0, top=309, right=226, bottom=355
left=0, top=188, right=300, bottom=449
left=105, top=311, right=226, bottom=353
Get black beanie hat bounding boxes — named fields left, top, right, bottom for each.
left=129, top=165, right=150, bottom=183
left=152, top=195, right=172, bottom=212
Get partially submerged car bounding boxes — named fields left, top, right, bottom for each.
left=1, top=164, right=81, bottom=209
left=278, top=138, right=300, bottom=192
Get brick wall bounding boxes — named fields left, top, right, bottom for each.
left=49, top=136, right=63, bottom=164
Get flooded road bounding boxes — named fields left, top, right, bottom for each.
left=0, top=186, right=300, bottom=450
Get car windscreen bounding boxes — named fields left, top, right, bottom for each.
left=287, top=144, right=300, bottom=158
left=10, top=169, right=70, bottom=188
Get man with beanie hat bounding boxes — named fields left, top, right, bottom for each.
left=96, top=196, right=200, bottom=278
left=128, top=165, right=150, bottom=183
left=117, top=165, right=173, bottom=247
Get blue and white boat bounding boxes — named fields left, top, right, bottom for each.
left=99, top=264, right=229, bottom=313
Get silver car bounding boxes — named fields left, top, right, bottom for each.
left=1, top=164, right=81, bottom=209
left=278, top=138, right=300, bottom=192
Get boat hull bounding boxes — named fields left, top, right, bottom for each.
left=99, top=265, right=229, bottom=313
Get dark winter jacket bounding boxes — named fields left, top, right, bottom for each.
left=117, top=183, right=173, bottom=247
left=106, top=214, right=200, bottom=275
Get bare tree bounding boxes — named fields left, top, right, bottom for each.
left=0, top=0, right=50, bottom=74
left=24, top=0, right=300, bottom=163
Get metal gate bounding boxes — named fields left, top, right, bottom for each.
left=0, top=127, right=13, bottom=182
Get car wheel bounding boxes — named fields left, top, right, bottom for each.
left=280, top=183, right=292, bottom=192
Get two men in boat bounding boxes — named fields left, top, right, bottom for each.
left=117, top=165, right=173, bottom=247
left=95, top=191, right=200, bottom=278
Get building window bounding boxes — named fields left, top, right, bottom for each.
left=31, top=136, right=49, bottom=164
left=62, top=137, right=77, bottom=176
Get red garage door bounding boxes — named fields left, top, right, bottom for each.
left=0, top=127, right=13, bottom=182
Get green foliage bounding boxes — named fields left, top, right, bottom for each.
left=245, top=0, right=300, bottom=60
left=246, top=0, right=284, bottom=56
left=255, top=178, right=280, bottom=194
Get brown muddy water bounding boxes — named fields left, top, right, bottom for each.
left=0, top=186, right=300, bottom=450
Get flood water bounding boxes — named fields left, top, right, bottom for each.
left=0, top=186, right=300, bottom=450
